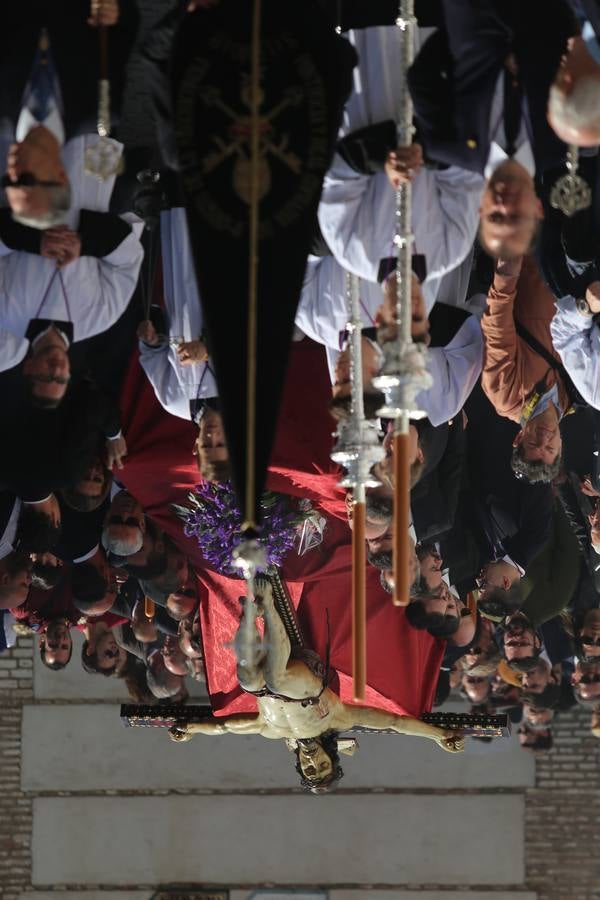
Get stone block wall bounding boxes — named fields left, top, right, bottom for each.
left=0, top=639, right=33, bottom=900
left=1, top=635, right=599, bottom=899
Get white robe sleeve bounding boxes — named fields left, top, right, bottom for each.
left=551, top=297, right=600, bottom=410
left=68, top=222, right=144, bottom=341
left=416, top=315, right=483, bottom=426
left=317, top=160, right=483, bottom=304
left=0, top=329, right=29, bottom=372
left=294, top=256, right=350, bottom=350
left=138, top=342, right=196, bottom=421
left=317, top=158, right=385, bottom=283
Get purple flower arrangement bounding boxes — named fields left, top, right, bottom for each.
left=183, top=482, right=304, bottom=577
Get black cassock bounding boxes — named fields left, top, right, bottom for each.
left=170, top=0, right=356, bottom=528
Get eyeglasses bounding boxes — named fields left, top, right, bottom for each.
left=581, top=637, right=600, bottom=647
left=464, top=676, right=487, bottom=683
left=1, top=173, right=63, bottom=189
left=108, top=516, right=140, bottom=527
left=579, top=673, right=600, bottom=684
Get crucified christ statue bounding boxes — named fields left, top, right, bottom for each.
left=169, top=576, right=464, bottom=792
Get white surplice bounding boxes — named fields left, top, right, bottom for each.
left=139, top=207, right=218, bottom=421
left=0, top=135, right=144, bottom=344
left=317, top=26, right=484, bottom=311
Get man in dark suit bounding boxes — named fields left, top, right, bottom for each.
left=408, top=0, right=577, bottom=258
left=444, top=384, right=554, bottom=606
left=0, top=378, right=125, bottom=505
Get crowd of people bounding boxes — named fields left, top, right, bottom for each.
left=2, top=0, right=600, bottom=789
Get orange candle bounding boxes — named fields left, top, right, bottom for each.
left=393, top=431, right=410, bottom=607
left=144, top=596, right=155, bottom=620
left=352, top=499, right=367, bottom=701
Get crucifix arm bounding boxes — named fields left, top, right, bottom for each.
left=169, top=714, right=263, bottom=741
left=338, top=705, right=464, bottom=751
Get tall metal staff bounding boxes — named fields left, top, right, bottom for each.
left=84, top=19, right=122, bottom=181
left=331, top=273, right=384, bottom=701
left=373, top=0, right=432, bottom=607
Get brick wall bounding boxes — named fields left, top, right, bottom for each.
left=0, top=638, right=33, bottom=900
left=525, top=706, right=600, bottom=900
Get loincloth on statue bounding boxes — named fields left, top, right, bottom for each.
left=244, top=647, right=329, bottom=708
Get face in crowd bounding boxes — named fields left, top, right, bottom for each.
left=40, top=619, right=72, bottom=669
left=22, top=327, right=70, bottom=406
left=513, top=403, right=562, bottom=467
left=377, top=273, right=430, bottom=345
left=578, top=610, right=600, bottom=660
left=502, top=613, right=541, bottom=665
left=0, top=552, right=32, bottom=609
left=520, top=659, right=557, bottom=695
left=547, top=37, right=600, bottom=147
left=479, top=160, right=544, bottom=260
left=461, top=672, right=490, bottom=705
left=418, top=547, right=444, bottom=592
left=572, top=661, right=600, bottom=704
left=76, top=458, right=109, bottom=504
left=193, top=407, right=230, bottom=482
left=345, top=489, right=391, bottom=541
left=86, top=628, right=128, bottom=675
left=332, top=336, right=384, bottom=401
left=103, top=491, right=146, bottom=557
left=588, top=502, right=600, bottom=555
left=377, top=537, right=418, bottom=597
left=4, top=126, right=69, bottom=223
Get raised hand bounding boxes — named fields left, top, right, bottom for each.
left=176, top=339, right=209, bottom=366
left=88, top=0, right=120, bottom=27
left=41, top=226, right=81, bottom=268
left=137, top=320, right=160, bottom=347
left=105, top=435, right=128, bottom=471
left=385, top=143, right=423, bottom=190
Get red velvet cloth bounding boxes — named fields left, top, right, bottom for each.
left=118, top=338, right=444, bottom=718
